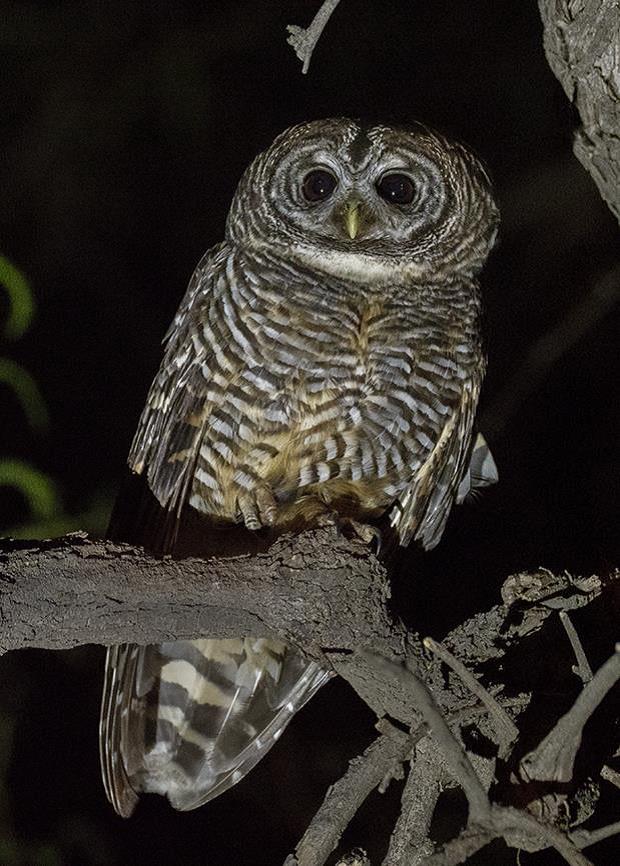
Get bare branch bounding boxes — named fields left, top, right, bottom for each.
left=287, top=0, right=342, bottom=74
left=421, top=795, right=595, bottom=866
left=421, top=828, right=491, bottom=866
left=423, top=636, right=518, bottom=755
left=382, top=738, right=445, bottom=866
left=362, top=651, right=491, bottom=825
left=287, top=720, right=411, bottom=866
left=572, top=819, right=620, bottom=850
left=520, top=645, right=620, bottom=783
left=560, top=610, right=594, bottom=684
left=601, top=764, right=620, bottom=790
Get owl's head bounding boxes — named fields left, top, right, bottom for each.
left=226, top=118, right=498, bottom=284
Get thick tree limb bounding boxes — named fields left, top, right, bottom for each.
left=0, top=528, right=396, bottom=659
left=2, top=531, right=618, bottom=863
left=539, top=0, right=620, bottom=224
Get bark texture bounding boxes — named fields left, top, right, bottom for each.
left=539, top=0, right=620, bottom=223
left=2, top=532, right=619, bottom=864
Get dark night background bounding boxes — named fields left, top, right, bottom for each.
left=0, top=1, right=618, bottom=864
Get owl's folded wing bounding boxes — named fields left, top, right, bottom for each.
left=127, top=244, right=230, bottom=521
left=390, top=374, right=490, bottom=549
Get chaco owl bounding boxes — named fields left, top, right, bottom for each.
left=100, top=118, right=499, bottom=816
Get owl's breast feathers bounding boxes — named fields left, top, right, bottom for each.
left=128, top=244, right=487, bottom=547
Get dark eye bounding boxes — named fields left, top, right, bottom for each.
left=302, top=169, right=338, bottom=202
left=376, top=173, right=416, bottom=205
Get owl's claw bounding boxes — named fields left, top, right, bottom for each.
left=315, top=511, right=382, bottom=554
left=237, top=483, right=278, bottom=530
left=346, top=519, right=382, bottom=555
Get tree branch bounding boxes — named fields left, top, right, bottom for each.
left=287, top=720, right=411, bottom=866
left=287, top=0, right=342, bottom=74
left=0, top=528, right=396, bottom=659
left=539, top=0, right=620, bottom=224
left=520, top=644, right=620, bottom=783
left=3, top=532, right=618, bottom=864
left=382, top=737, right=446, bottom=866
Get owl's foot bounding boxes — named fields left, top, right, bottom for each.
left=316, top=512, right=382, bottom=554
left=343, top=518, right=382, bottom=555
left=237, top=483, right=278, bottom=530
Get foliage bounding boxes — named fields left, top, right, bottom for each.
left=0, top=258, right=64, bottom=863
left=0, top=256, right=61, bottom=534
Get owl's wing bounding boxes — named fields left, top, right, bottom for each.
left=100, top=246, right=331, bottom=816
left=390, top=375, right=486, bottom=550
left=127, top=243, right=230, bottom=520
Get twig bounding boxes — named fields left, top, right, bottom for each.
left=287, top=721, right=411, bottom=866
left=362, top=651, right=491, bottom=825
left=572, top=819, right=620, bottom=850
left=520, top=645, right=620, bottom=782
left=601, top=764, right=620, bottom=790
left=286, top=0, right=342, bottom=73
left=423, top=636, right=519, bottom=755
left=420, top=828, right=492, bottom=866
left=423, top=804, right=594, bottom=866
left=560, top=611, right=594, bottom=683
left=382, top=738, right=445, bottom=866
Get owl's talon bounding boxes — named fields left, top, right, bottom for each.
left=315, top=511, right=339, bottom=530
left=237, top=484, right=278, bottom=530
left=346, top=519, right=382, bottom=553
left=255, top=484, right=278, bottom=526
left=316, top=513, right=382, bottom=551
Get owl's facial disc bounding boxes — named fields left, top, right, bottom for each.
left=286, top=146, right=443, bottom=250
left=226, top=118, right=498, bottom=283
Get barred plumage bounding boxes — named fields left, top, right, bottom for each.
left=100, top=118, right=499, bottom=816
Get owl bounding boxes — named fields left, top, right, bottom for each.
left=100, top=118, right=499, bottom=817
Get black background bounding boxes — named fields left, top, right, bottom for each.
left=0, top=2, right=618, bottom=864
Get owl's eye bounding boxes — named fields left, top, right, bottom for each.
left=302, top=169, right=338, bottom=202
left=376, top=173, right=416, bottom=205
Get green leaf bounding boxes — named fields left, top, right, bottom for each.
left=0, top=358, right=49, bottom=431
left=0, top=460, right=59, bottom=521
left=0, top=255, right=34, bottom=341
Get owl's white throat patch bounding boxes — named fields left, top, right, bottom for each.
left=290, top=242, right=430, bottom=285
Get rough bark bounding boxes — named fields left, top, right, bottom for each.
left=539, top=0, right=620, bottom=224
left=0, top=528, right=394, bottom=659
left=2, top=531, right=619, bottom=864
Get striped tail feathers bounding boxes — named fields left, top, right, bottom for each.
left=100, top=638, right=330, bottom=815
left=100, top=644, right=142, bottom=818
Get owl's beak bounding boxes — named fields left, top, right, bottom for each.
left=343, top=198, right=362, bottom=240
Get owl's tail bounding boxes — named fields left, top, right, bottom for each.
left=100, top=637, right=330, bottom=816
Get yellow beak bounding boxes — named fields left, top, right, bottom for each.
left=343, top=199, right=361, bottom=240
